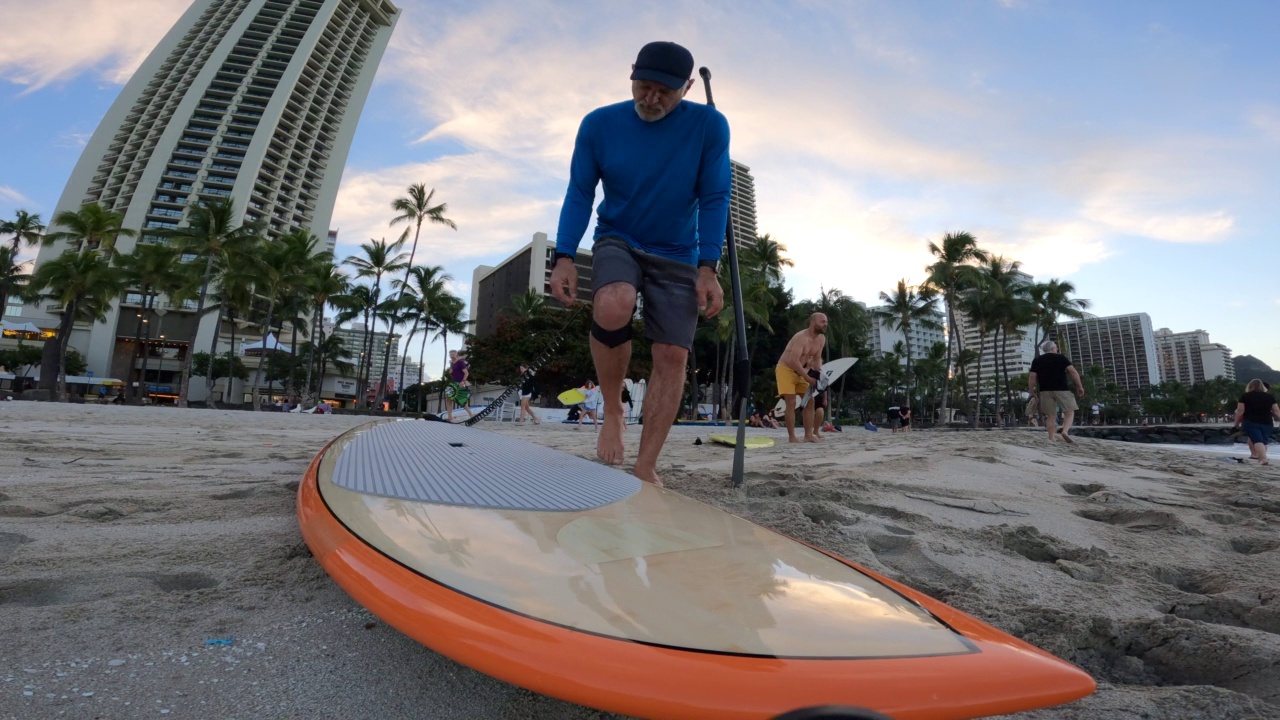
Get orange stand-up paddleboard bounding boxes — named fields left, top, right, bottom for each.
left=297, top=420, right=1095, bottom=719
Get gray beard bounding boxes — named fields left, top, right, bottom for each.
left=633, top=102, right=664, bottom=123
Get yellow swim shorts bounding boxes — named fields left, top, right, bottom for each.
left=776, top=364, right=809, bottom=396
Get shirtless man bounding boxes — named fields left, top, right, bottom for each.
left=776, top=313, right=828, bottom=443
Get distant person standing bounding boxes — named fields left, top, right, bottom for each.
left=775, top=313, right=827, bottom=443
left=516, top=364, right=540, bottom=425
left=900, top=406, right=912, bottom=432
left=1028, top=340, right=1085, bottom=444
left=579, top=379, right=601, bottom=430
left=886, top=405, right=902, bottom=433
left=1234, top=379, right=1280, bottom=465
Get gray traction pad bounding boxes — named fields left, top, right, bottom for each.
left=329, top=420, right=641, bottom=511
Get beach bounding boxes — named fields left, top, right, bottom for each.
left=2, top=403, right=1278, bottom=720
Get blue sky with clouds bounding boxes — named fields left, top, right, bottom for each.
left=2, top=0, right=1278, bottom=374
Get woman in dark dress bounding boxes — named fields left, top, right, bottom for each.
left=1234, top=379, right=1280, bottom=465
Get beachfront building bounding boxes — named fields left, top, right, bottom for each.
left=469, top=232, right=595, bottom=338
left=728, top=160, right=759, bottom=252
left=22, top=0, right=400, bottom=400
left=1051, top=313, right=1161, bottom=405
left=1153, top=328, right=1235, bottom=385
left=865, top=304, right=947, bottom=363
left=330, top=323, right=400, bottom=391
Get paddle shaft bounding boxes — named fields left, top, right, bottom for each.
left=699, top=66, right=751, bottom=487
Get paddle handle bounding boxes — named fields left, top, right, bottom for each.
left=700, top=66, right=751, bottom=487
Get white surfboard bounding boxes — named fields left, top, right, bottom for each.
left=772, top=357, right=859, bottom=417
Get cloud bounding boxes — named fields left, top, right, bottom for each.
left=331, top=154, right=561, bottom=269
left=978, top=220, right=1113, bottom=278
left=0, top=0, right=186, bottom=90
left=1248, top=104, right=1280, bottom=143
left=0, top=185, right=34, bottom=207
left=54, top=132, right=92, bottom=149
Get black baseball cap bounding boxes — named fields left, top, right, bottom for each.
left=630, top=41, right=694, bottom=90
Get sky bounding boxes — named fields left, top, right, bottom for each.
left=1, top=0, right=1278, bottom=376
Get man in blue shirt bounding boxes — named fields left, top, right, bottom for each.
left=549, top=41, right=732, bottom=486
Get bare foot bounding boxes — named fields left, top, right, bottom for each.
left=632, top=465, right=664, bottom=487
left=596, top=416, right=625, bottom=465
left=805, top=434, right=823, bottom=443
left=789, top=436, right=803, bottom=444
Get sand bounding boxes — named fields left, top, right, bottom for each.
left=1, top=403, right=1278, bottom=720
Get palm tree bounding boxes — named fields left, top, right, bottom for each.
left=0, top=210, right=44, bottom=313
left=0, top=247, right=28, bottom=324
left=740, top=234, right=793, bottom=287
left=389, top=184, right=456, bottom=279
left=503, top=287, right=545, bottom=321
left=161, top=198, right=263, bottom=407
left=431, top=295, right=467, bottom=412
left=44, top=204, right=135, bottom=256
left=26, top=250, right=125, bottom=400
left=115, top=242, right=191, bottom=403
left=300, top=259, right=349, bottom=398
left=300, top=332, right=355, bottom=398
left=925, top=231, right=989, bottom=422
left=977, top=256, right=1032, bottom=423
left=396, top=264, right=451, bottom=408
left=1028, top=279, right=1090, bottom=355
left=344, top=237, right=408, bottom=408
left=956, top=283, right=1000, bottom=427
left=247, top=230, right=319, bottom=409
left=332, top=283, right=377, bottom=402
left=874, top=279, right=942, bottom=409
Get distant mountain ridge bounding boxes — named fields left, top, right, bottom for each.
left=1233, top=355, right=1280, bottom=385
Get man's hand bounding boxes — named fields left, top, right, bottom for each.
left=1076, top=385, right=1086, bottom=398
left=549, top=258, right=578, bottom=306
left=696, top=266, right=724, bottom=318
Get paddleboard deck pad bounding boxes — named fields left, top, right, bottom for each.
left=709, top=434, right=775, bottom=449
left=298, top=420, right=1094, bottom=719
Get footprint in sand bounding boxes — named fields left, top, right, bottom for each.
left=0, top=532, right=33, bottom=563
left=1074, top=507, right=1198, bottom=534
left=1061, top=482, right=1106, bottom=497
left=863, top=533, right=972, bottom=595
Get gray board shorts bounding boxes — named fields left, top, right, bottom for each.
left=591, top=235, right=699, bottom=350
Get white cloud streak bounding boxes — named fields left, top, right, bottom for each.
left=0, top=0, right=188, bottom=90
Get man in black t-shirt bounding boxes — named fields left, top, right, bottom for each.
left=1028, top=340, right=1085, bottom=444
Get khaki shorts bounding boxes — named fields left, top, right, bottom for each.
left=776, top=364, right=809, bottom=396
left=1039, top=390, right=1078, bottom=413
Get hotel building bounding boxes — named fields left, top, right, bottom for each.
left=469, top=232, right=595, bottom=338
left=1153, top=328, right=1235, bottom=385
left=1051, top=313, right=1162, bottom=405
left=22, top=0, right=399, bottom=400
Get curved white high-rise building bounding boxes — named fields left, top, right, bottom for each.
left=25, top=0, right=399, bottom=398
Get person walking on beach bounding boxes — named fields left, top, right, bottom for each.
left=548, top=40, right=731, bottom=485
left=578, top=379, right=602, bottom=430
left=516, top=364, right=540, bottom=425
left=775, top=313, right=827, bottom=443
left=1028, top=340, right=1085, bottom=443
left=1234, top=379, right=1280, bottom=465
left=446, top=350, right=473, bottom=420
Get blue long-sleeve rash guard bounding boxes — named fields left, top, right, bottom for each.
left=555, top=99, right=731, bottom=267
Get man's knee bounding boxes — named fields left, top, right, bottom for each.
left=593, top=283, right=637, bottom=329
left=651, top=342, right=688, bottom=369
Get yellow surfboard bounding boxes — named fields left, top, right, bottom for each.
left=557, top=388, right=586, bottom=405
left=709, top=434, right=775, bottom=449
